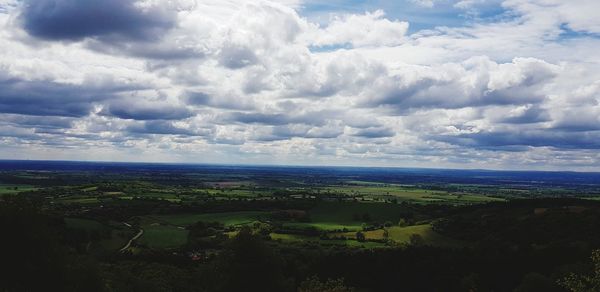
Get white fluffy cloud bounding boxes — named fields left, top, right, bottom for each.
left=307, top=10, right=409, bottom=47
left=0, top=0, right=599, bottom=170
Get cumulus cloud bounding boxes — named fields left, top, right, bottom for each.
left=408, top=0, right=437, bottom=8
left=361, top=57, right=558, bottom=110
left=496, top=105, right=550, bottom=124
left=0, top=0, right=599, bottom=170
left=308, top=10, right=409, bottom=48
left=503, top=0, right=600, bottom=34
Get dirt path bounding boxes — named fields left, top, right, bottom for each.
left=119, top=228, right=144, bottom=252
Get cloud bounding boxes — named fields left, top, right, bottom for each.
left=223, top=110, right=333, bottom=127
left=434, top=129, right=600, bottom=150
left=270, top=122, right=344, bottom=140
left=0, top=0, right=599, bottom=170
left=218, top=43, right=259, bottom=69
left=0, top=114, right=74, bottom=129
left=184, top=92, right=255, bottom=110
left=551, top=107, right=600, bottom=131
left=19, top=0, right=176, bottom=41
left=494, top=104, right=551, bottom=124
left=408, top=0, right=436, bottom=8
left=308, top=10, right=409, bottom=48
left=0, top=78, right=111, bottom=117
left=503, top=0, right=600, bottom=34
left=101, top=99, right=194, bottom=120
left=126, top=120, right=210, bottom=136
left=361, top=57, right=558, bottom=111
left=351, top=127, right=396, bottom=138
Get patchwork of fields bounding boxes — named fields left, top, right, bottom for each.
left=121, top=201, right=460, bottom=250
left=8, top=168, right=594, bottom=254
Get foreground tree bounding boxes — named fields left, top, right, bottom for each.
left=0, top=196, right=103, bottom=292
left=355, top=231, right=366, bottom=242
left=298, top=276, right=355, bottom=292
left=212, top=226, right=291, bottom=292
left=559, top=249, right=600, bottom=292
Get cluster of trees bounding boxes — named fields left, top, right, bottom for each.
left=0, top=196, right=104, bottom=291
left=4, top=194, right=600, bottom=291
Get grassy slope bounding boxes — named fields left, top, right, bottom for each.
left=65, top=218, right=132, bottom=252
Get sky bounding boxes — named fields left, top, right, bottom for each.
left=0, top=0, right=599, bottom=171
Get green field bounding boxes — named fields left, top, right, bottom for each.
left=0, top=184, right=37, bottom=195
left=138, top=224, right=189, bottom=249
left=332, top=224, right=460, bottom=247
left=282, top=222, right=363, bottom=231
left=152, top=211, right=267, bottom=227
left=279, top=202, right=416, bottom=231
left=321, top=184, right=504, bottom=204
left=311, top=201, right=411, bottom=221
left=270, top=233, right=386, bottom=248
left=204, top=188, right=261, bottom=197
left=64, top=218, right=133, bottom=252
left=56, top=197, right=100, bottom=204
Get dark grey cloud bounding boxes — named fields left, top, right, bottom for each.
left=87, top=40, right=204, bottom=60
left=0, top=78, right=113, bottom=117
left=127, top=121, right=210, bottom=136
left=497, top=105, right=551, bottom=124
left=371, top=80, right=548, bottom=112
left=270, top=125, right=343, bottom=140
left=223, top=110, right=334, bottom=127
left=0, top=114, right=74, bottom=129
left=228, top=112, right=290, bottom=125
left=20, top=0, right=176, bottom=41
left=185, top=92, right=254, bottom=110
left=551, top=109, right=600, bottom=131
left=433, top=130, right=600, bottom=150
left=352, top=127, right=395, bottom=138
left=0, top=125, right=40, bottom=140
left=102, top=100, right=194, bottom=120
left=362, top=60, right=556, bottom=112
left=305, top=128, right=344, bottom=139
left=270, top=125, right=307, bottom=138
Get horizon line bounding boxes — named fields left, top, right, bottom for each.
left=1, top=158, right=598, bottom=174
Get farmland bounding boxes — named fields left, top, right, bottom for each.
left=151, top=211, right=267, bottom=227
left=2, top=161, right=600, bottom=291
left=0, top=183, right=36, bottom=194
